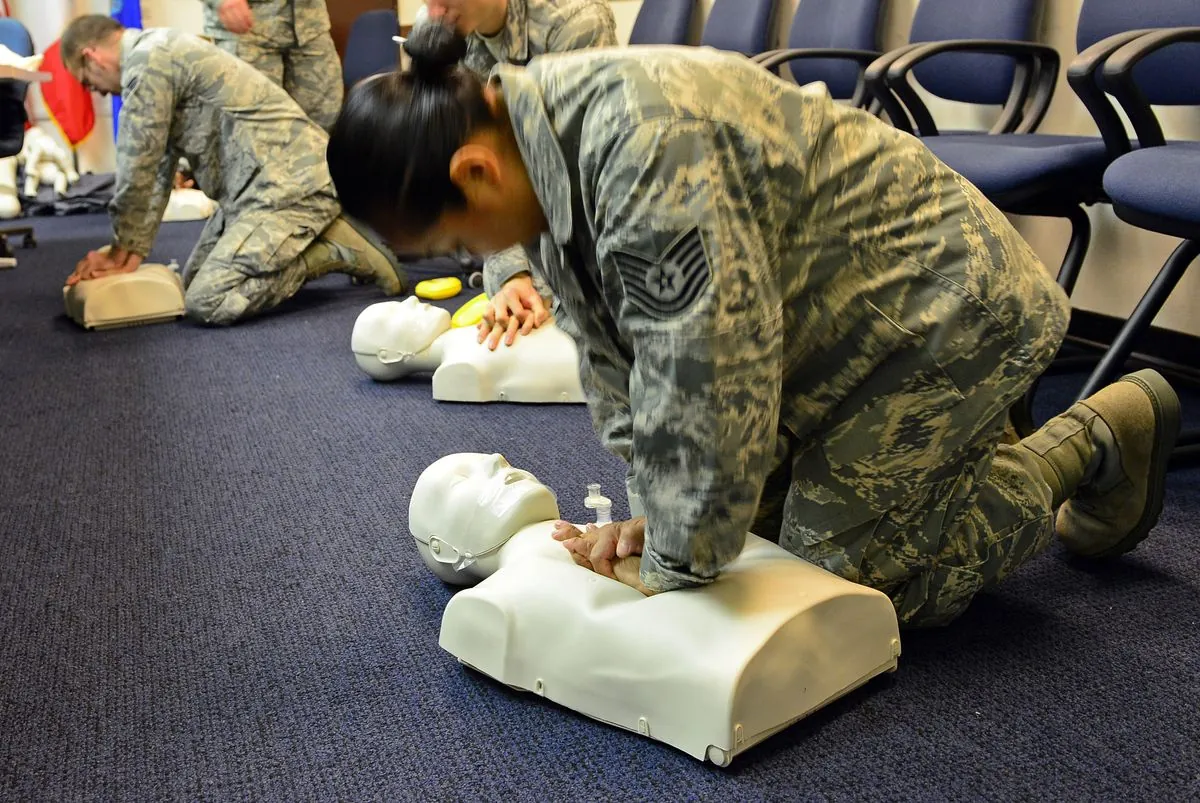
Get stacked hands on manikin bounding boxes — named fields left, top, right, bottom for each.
left=477, top=273, right=551, bottom=350
left=480, top=274, right=653, bottom=592
left=551, top=516, right=656, bottom=597
left=66, top=246, right=143, bottom=287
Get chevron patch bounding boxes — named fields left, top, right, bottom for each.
left=613, top=227, right=712, bottom=319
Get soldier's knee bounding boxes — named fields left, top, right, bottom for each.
left=892, top=563, right=984, bottom=629
left=184, top=284, right=247, bottom=326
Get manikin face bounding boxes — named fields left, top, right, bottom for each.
left=410, top=452, right=560, bottom=584
left=351, top=297, right=451, bottom=363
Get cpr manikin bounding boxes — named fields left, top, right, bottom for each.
left=410, top=453, right=903, bottom=766
left=62, top=247, right=185, bottom=330
left=351, top=297, right=585, bottom=403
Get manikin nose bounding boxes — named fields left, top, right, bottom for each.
left=483, top=453, right=509, bottom=473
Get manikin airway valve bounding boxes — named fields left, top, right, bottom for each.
left=584, top=483, right=612, bottom=526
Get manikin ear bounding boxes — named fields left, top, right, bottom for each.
left=448, top=144, right=505, bottom=210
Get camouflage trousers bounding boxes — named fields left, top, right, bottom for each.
left=213, top=33, right=343, bottom=132
left=753, top=281, right=1071, bottom=629
left=182, top=190, right=340, bottom=325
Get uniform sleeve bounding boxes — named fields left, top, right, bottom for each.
left=591, top=119, right=784, bottom=593
left=548, top=2, right=618, bottom=51
left=483, top=243, right=541, bottom=297
left=202, top=0, right=223, bottom=23
left=108, top=56, right=178, bottom=257
left=578, top=341, right=633, bottom=464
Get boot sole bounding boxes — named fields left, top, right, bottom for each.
left=1093, top=368, right=1181, bottom=558
left=341, top=214, right=408, bottom=292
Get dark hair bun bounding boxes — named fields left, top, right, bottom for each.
left=405, top=19, right=467, bottom=83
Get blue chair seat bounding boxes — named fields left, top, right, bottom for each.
left=923, top=134, right=1113, bottom=203
left=1103, top=141, right=1200, bottom=234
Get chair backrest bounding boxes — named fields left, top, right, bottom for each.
left=0, top=18, right=34, bottom=158
left=700, top=0, right=777, bottom=57
left=0, top=83, right=28, bottom=158
left=907, top=0, right=1039, bottom=105
left=0, top=18, right=34, bottom=58
left=629, top=0, right=696, bottom=46
left=1078, top=0, right=1200, bottom=105
left=782, top=0, right=885, bottom=98
left=342, top=10, right=400, bottom=89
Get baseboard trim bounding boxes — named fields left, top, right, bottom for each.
left=1065, top=309, right=1200, bottom=384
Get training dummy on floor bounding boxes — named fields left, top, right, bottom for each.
left=62, top=246, right=185, bottom=330
left=351, top=296, right=584, bottom=403
left=411, top=452, right=901, bottom=765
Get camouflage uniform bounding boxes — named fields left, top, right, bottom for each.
left=203, top=0, right=342, bottom=131
left=443, top=0, right=617, bottom=302
left=113, top=28, right=341, bottom=325
left=492, top=47, right=1072, bottom=628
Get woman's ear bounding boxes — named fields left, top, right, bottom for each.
left=448, top=144, right=504, bottom=209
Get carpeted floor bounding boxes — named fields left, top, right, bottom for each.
left=2, top=213, right=1197, bottom=801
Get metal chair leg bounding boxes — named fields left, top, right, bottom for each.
left=1078, top=238, right=1200, bottom=399
left=1056, top=205, right=1091, bottom=297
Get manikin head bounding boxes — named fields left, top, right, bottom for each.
left=351, top=297, right=452, bottom=380
left=410, top=452, right=560, bottom=585
left=423, top=0, right=510, bottom=38
left=61, top=15, right=125, bottom=97
left=326, top=21, right=547, bottom=261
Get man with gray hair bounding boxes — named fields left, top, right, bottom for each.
left=60, top=14, right=405, bottom=326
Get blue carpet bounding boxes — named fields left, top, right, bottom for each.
left=1, top=214, right=1197, bottom=801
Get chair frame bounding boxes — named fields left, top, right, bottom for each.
left=1085, top=26, right=1200, bottom=464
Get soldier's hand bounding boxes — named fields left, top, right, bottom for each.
left=65, top=248, right=141, bottom=287
left=477, top=273, right=548, bottom=351
left=566, top=551, right=654, bottom=596
left=553, top=517, right=646, bottom=580
left=218, top=0, right=254, bottom=34
left=425, top=2, right=463, bottom=30
left=609, top=554, right=654, bottom=596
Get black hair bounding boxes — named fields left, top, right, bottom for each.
left=61, top=14, right=124, bottom=73
left=327, top=21, right=494, bottom=240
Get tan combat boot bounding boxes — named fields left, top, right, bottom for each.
left=1056, top=369, right=1180, bottom=557
left=303, top=215, right=408, bottom=296
left=1021, top=369, right=1180, bottom=558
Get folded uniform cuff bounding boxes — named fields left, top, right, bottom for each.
left=639, top=539, right=711, bottom=594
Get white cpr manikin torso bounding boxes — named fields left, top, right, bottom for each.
left=62, top=260, right=186, bottom=331
left=351, top=298, right=585, bottom=403
left=410, top=453, right=902, bottom=766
